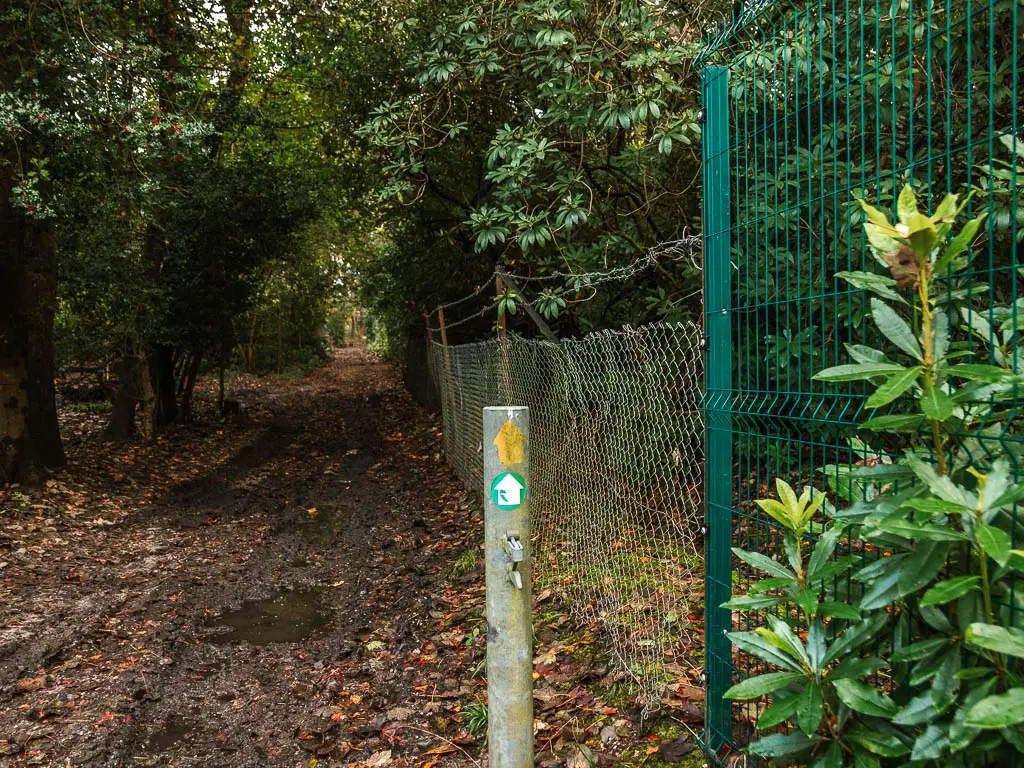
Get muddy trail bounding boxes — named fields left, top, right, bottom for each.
left=1, top=348, right=707, bottom=768
left=0, top=348, right=488, bottom=767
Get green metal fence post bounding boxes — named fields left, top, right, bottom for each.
left=701, top=64, right=733, bottom=754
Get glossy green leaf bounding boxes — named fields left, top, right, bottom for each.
left=919, top=383, right=954, bottom=421
left=754, top=498, right=794, bottom=530
left=828, top=655, right=885, bottom=680
left=897, top=540, right=949, bottom=596
left=833, top=679, right=899, bottom=718
left=807, top=527, right=844, bottom=581
left=797, top=587, right=818, bottom=619
left=964, top=622, right=1024, bottom=658
left=976, top=524, right=1011, bottom=566
left=825, top=614, right=889, bottom=663
left=863, top=220, right=906, bottom=256
left=861, top=414, right=926, bottom=431
left=724, top=671, right=805, bottom=700
left=950, top=679, right=997, bottom=751
left=813, top=362, right=906, bottom=382
left=966, top=688, right=1024, bottom=729
left=796, top=681, right=823, bottom=736
left=946, top=363, right=1008, bottom=383
left=934, top=213, right=986, bottom=273
left=721, top=594, right=783, bottom=610
left=866, top=366, right=922, bottom=408
left=845, top=343, right=892, bottom=364
left=920, top=576, right=981, bottom=606
left=810, top=741, right=843, bottom=768
left=905, top=211, right=939, bottom=256
left=871, top=298, right=922, bottom=360
left=764, top=616, right=810, bottom=667
left=932, top=648, right=962, bottom=711
left=876, top=517, right=968, bottom=541
left=900, top=496, right=969, bottom=514
left=891, top=636, right=949, bottom=662
left=897, top=184, right=918, bottom=223
left=846, top=723, right=911, bottom=757
left=746, top=732, right=820, bottom=758
left=991, top=483, right=1024, bottom=510
left=910, top=724, right=949, bottom=761
left=856, top=196, right=892, bottom=226
left=892, top=691, right=942, bottom=726
left=835, top=270, right=905, bottom=303
left=731, top=547, right=797, bottom=580
left=757, top=694, right=800, bottom=729
left=859, top=568, right=900, bottom=610
left=819, top=601, right=861, bottom=620
left=727, top=630, right=802, bottom=672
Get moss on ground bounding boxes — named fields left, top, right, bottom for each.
left=613, top=717, right=708, bottom=767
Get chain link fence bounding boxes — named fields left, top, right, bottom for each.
left=428, top=322, right=705, bottom=706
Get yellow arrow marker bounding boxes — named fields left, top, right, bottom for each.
left=493, top=420, right=525, bottom=466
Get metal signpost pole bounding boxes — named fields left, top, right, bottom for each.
left=483, top=405, right=533, bottom=768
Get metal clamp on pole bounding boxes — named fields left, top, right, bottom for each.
left=483, top=406, right=533, bottom=768
left=505, top=531, right=524, bottom=589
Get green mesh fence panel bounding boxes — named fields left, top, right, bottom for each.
left=428, top=324, right=705, bottom=709
left=699, top=0, right=1023, bottom=758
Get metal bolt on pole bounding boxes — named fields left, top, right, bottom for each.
left=483, top=406, right=533, bottom=768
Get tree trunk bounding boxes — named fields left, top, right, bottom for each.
left=0, top=153, right=65, bottom=483
left=179, top=354, right=200, bottom=423
left=138, top=355, right=157, bottom=440
left=277, top=306, right=283, bottom=373
left=104, top=354, right=139, bottom=442
left=0, top=357, right=33, bottom=483
left=148, top=343, right=178, bottom=427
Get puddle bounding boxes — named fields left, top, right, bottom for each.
left=146, top=715, right=189, bottom=752
left=207, top=589, right=328, bottom=644
left=304, top=505, right=346, bottom=545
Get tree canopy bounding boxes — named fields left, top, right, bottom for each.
left=1, top=0, right=722, bottom=482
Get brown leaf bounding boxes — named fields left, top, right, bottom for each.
left=364, top=749, right=392, bottom=766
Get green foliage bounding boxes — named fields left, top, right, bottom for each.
left=717, top=0, right=1024, bottom=402
left=463, top=699, right=488, bottom=737
left=725, top=187, right=1024, bottom=765
left=356, top=0, right=719, bottom=336
left=5, top=0, right=390, bottom=431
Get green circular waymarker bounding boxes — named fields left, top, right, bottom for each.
left=490, top=471, right=526, bottom=510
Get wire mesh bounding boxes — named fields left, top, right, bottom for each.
left=700, top=0, right=1023, bottom=757
left=428, top=323, right=706, bottom=708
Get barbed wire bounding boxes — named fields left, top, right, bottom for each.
left=496, top=233, right=703, bottom=288
left=427, top=299, right=501, bottom=333
left=429, top=233, right=703, bottom=331
left=428, top=274, right=497, bottom=318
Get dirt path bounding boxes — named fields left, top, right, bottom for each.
left=0, top=348, right=484, bottom=767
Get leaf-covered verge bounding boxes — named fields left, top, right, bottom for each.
left=723, top=187, right=1024, bottom=766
